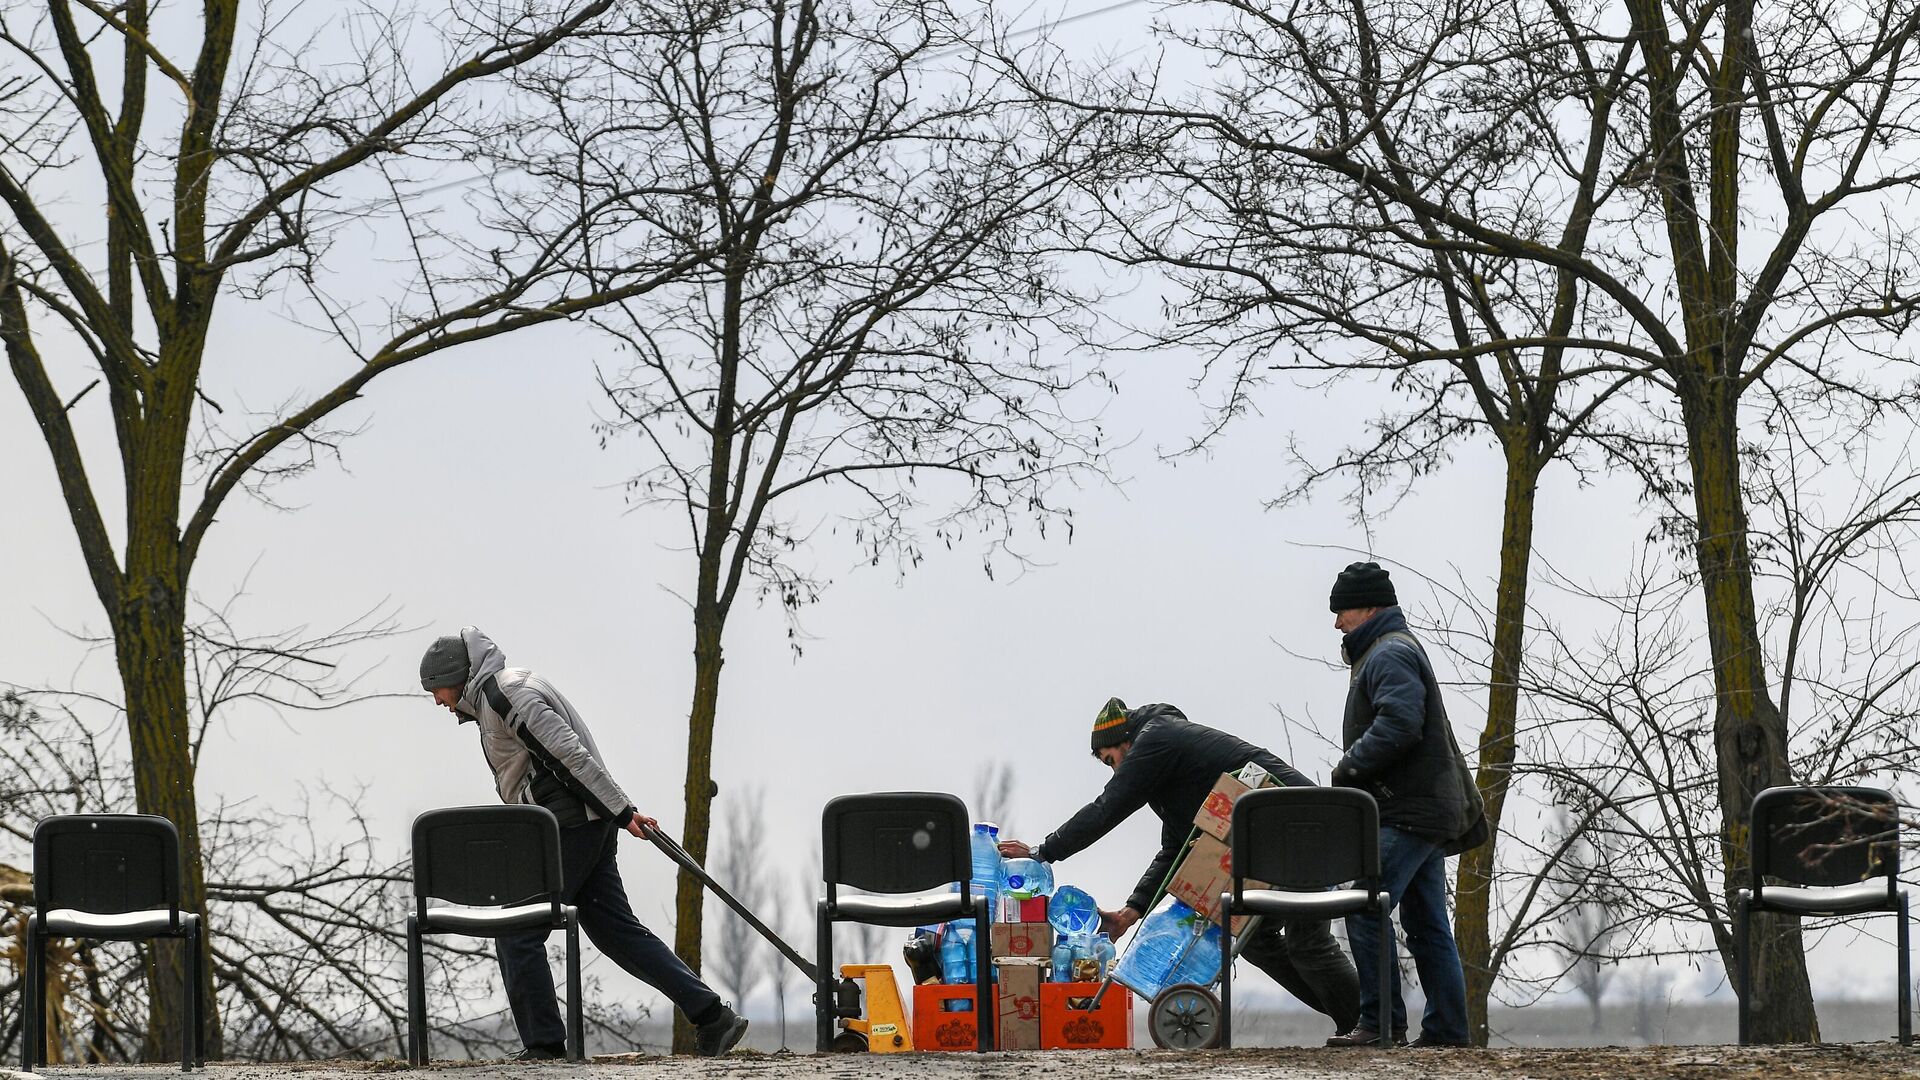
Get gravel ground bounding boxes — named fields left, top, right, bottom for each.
left=14, top=1044, right=1920, bottom=1080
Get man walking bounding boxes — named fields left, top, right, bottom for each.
left=997, top=699, right=1361, bottom=1035
left=419, top=626, right=749, bottom=1059
left=1325, top=562, right=1484, bottom=1048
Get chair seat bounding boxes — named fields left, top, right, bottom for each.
left=1233, top=888, right=1380, bottom=919
left=422, top=902, right=573, bottom=935
left=43, top=908, right=192, bottom=939
left=1749, top=880, right=1899, bottom=916
left=832, top=893, right=972, bottom=926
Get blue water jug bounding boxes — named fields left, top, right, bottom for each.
left=1002, top=858, right=1054, bottom=900
left=1110, top=899, right=1221, bottom=999
left=970, top=823, right=1005, bottom=911
left=1048, top=884, right=1098, bottom=939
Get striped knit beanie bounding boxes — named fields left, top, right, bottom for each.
left=1090, top=697, right=1137, bottom=752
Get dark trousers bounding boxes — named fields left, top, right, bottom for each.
left=1345, top=825, right=1470, bottom=1041
left=498, top=819, right=722, bottom=1049
left=1238, top=915, right=1362, bottom=1033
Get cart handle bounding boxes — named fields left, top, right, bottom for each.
left=640, top=823, right=820, bottom=983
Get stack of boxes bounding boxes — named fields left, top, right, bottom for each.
left=1166, top=761, right=1275, bottom=935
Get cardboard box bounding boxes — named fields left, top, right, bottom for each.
left=911, top=983, right=996, bottom=1052
left=990, top=921, right=1051, bottom=961
left=1038, top=982, right=1133, bottom=1049
left=996, top=959, right=1044, bottom=1050
left=1166, top=833, right=1261, bottom=932
left=1193, top=767, right=1277, bottom=842
left=1017, top=895, right=1049, bottom=922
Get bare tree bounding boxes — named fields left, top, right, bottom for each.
left=1548, top=811, right=1622, bottom=1035
left=972, top=760, right=1016, bottom=833
left=708, top=787, right=769, bottom=1011
left=0, top=0, right=744, bottom=1054
left=541, top=0, right=1110, bottom=1048
left=1002, top=0, right=1920, bottom=1039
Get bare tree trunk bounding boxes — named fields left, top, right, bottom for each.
left=1679, top=382, right=1816, bottom=1043
left=672, top=611, right=725, bottom=1053
left=1457, top=447, right=1541, bottom=1046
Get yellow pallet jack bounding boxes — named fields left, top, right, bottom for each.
left=641, top=824, right=906, bottom=1053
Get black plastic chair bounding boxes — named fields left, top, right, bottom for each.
left=408, top=805, right=581, bottom=1064
left=816, top=792, right=991, bottom=1052
left=1220, top=787, right=1392, bottom=1049
left=25, top=814, right=203, bottom=1071
left=1735, top=785, right=1909, bottom=1046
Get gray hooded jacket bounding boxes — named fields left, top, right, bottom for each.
left=453, top=626, right=633, bottom=828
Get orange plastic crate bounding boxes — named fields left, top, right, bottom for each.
left=1039, top=982, right=1133, bottom=1049
left=911, top=982, right=997, bottom=1052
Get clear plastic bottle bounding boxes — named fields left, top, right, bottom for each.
left=940, top=921, right=975, bottom=984
left=1002, top=857, right=1055, bottom=900
left=969, top=823, right=1005, bottom=914
left=1093, top=931, right=1117, bottom=980
left=1050, top=936, right=1075, bottom=983
left=1110, top=899, right=1220, bottom=999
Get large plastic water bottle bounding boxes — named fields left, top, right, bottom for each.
left=1050, top=936, right=1074, bottom=983
left=1047, top=884, right=1098, bottom=938
left=1002, top=857, right=1054, bottom=900
left=969, top=823, right=1005, bottom=912
left=1110, top=899, right=1221, bottom=999
left=1093, top=931, right=1117, bottom=979
left=940, top=921, right=975, bottom=984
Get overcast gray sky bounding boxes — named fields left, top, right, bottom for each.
left=0, top=0, right=1900, bottom=1039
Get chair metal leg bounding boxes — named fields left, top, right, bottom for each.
left=1219, top=893, right=1234, bottom=1050
left=1735, top=893, right=1751, bottom=1046
left=565, top=913, right=584, bottom=1062
left=815, top=901, right=834, bottom=1053
left=1376, top=893, right=1393, bottom=1048
left=183, top=921, right=201, bottom=1071
left=1899, top=892, right=1912, bottom=1047
left=974, top=895, right=994, bottom=1052
left=23, top=917, right=42, bottom=1070
left=406, top=915, right=426, bottom=1065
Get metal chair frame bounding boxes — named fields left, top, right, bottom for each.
left=1219, top=787, right=1392, bottom=1049
left=1735, top=785, right=1909, bottom=1046
left=25, top=814, right=203, bottom=1071
left=407, top=805, right=582, bottom=1064
left=816, top=792, right=992, bottom=1052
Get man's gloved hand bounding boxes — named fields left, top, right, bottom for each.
left=1330, top=762, right=1361, bottom=788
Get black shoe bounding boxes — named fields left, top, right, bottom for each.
left=1325, top=1028, right=1408, bottom=1047
left=696, top=1005, right=750, bottom=1057
left=510, top=1044, right=566, bottom=1061
left=1410, top=1034, right=1472, bottom=1048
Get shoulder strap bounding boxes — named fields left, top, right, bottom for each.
left=1349, top=629, right=1423, bottom=685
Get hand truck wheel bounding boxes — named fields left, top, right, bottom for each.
left=1148, top=983, right=1222, bottom=1050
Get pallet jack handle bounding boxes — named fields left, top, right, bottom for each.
left=639, top=822, right=821, bottom=983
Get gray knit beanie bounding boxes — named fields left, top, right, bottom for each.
left=419, top=634, right=470, bottom=692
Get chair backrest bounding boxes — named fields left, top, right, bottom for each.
left=1749, top=785, right=1899, bottom=890
left=411, top=805, right=563, bottom=918
left=821, top=792, right=971, bottom=903
left=32, top=814, right=182, bottom=926
left=1230, top=787, right=1380, bottom=895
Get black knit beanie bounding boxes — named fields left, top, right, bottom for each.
left=1329, top=561, right=1397, bottom=611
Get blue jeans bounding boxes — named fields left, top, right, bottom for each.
left=498, top=819, right=723, bottom=1049
left=1344, top=825, right=1468, bottom=1042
